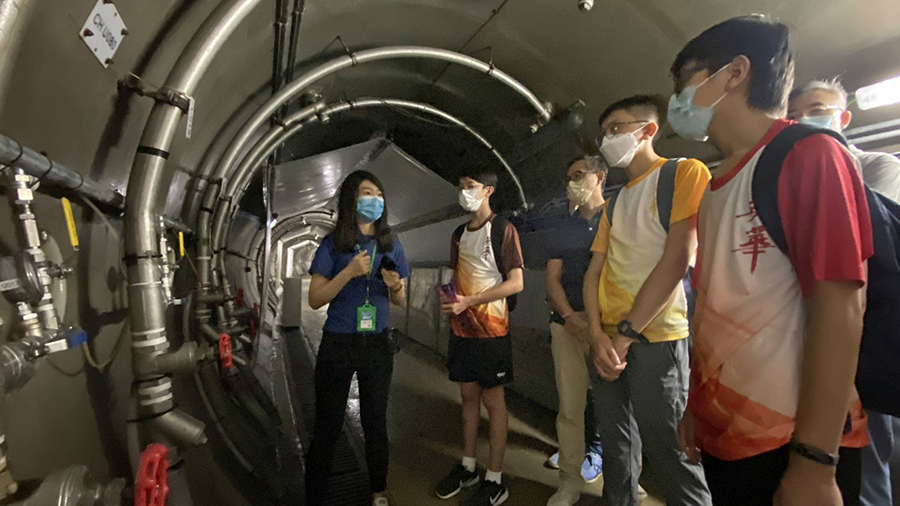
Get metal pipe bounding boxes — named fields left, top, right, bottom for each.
left=9, top=169, right=59, bottom=333
left=284, top=0, right=305, bottom=82
left=847, top=128, right=900, bottom=147
left=0, top=134, right=191, bottom=233
left=0, top=0, right=33, bottom=114
left=213, top=98, right=526, bottom=277
left=209, top=46, right=550, bottom=200
left=257, top=160, right=275, bottom=329
left=197, top=47, right=547, bottom=306
left=8, top=465, right=125, bottom=506
left=123, top=0, right=263, bottom=500
left=144, top=408, right=208, bottom=449
left=844, top=117, right=900, bottom=138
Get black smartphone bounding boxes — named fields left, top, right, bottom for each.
left=379, top=256, right=397, bottom=272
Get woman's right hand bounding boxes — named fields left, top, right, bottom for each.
left=345, top=251, right=371, bottom=278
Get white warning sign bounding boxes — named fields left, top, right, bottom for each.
left=79, top=0, right=127, bottom=68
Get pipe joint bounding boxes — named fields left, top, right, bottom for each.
left=154, top=342, right=203, bottom=375
left=195, top=291, right=227, bottom=306
left=144, top=408, right=208, bottom=450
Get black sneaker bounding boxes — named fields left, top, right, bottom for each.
left=435, top=463, right=480, bottom=499
left=464, top=480, right=508, bottom=506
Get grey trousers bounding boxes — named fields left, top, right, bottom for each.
left=592, top=338, right=711, bottom=506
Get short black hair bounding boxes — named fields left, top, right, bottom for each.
left=598, top=94, right=667, bottom=130
left=462, top=167, right=499, bottom=190
left=671, top=14, right=794, bottom=113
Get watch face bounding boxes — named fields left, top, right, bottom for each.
left=617, top=321, right=629, bottom=334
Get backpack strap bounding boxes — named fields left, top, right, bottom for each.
left=656, top=158, right=684, bottom=233
left=490, top=216, right=508, bottom=276
left=605, top=190, right=621, bottom=227
left=451, top=222, right=466, bottom=268
left=752, top=124, right=849, bottom=255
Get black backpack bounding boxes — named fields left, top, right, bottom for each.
left=606, top=158, right=697, bottom=328
left=751, top=123, right=900, bottom=418
left=452, top=215, right=519, bottom=311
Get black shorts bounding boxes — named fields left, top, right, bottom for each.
left=447, top=334, right=514, bottom=389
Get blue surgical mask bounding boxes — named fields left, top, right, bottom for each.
left=798, top=114, right=839, bottom=132
left=668, top=65, right=730, bottom=142
left=356, top=195, right=384, bottom=223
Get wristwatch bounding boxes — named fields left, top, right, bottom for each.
left=788, top=440, right=840, bottom=467
left=617, top=320, right=649, bottom=344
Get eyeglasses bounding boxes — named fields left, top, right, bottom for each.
left=599, top=120, right=649, bottom=139
left=565, top=170, right=597, bottom=183
left=788, top=104, right=843, bottom=120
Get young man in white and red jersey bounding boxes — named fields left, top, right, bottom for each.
left=434, top=168, right=524, bottom=506
left=669, top=14, right=872, bottom=506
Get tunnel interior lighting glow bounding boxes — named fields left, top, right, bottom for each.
left=856, top=75, right=900, bottom=111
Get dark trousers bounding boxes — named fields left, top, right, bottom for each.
left=585, top=388, right=603, bottom=455
left=703, top=445, right=861, bottom=506
left=304, top=330, right=394, bottom=503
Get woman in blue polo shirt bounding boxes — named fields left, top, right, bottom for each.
left=304, top=170, right=409, bottom=506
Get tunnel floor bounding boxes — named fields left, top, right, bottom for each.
left=286, top=298, right=665, bottom=506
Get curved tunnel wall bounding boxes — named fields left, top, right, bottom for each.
left=1, top=1, right=899, bottom=505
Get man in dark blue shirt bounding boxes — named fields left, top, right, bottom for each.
left=545, top=155, right=607, bottom=506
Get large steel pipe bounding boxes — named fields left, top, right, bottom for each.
left=209, top=46, right=550, bottom=202
left=0, top=0, right=32, bottom=114
left=210, top=98, right=527, bottom=292
left=122, top=0, right=264, bottom=502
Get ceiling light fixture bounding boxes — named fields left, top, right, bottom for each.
left=856, top=75, right=900, bottom=111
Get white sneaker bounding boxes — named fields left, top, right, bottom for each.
left=373, top=497, right=389, bottom=506
left=547, top=487, right=581, bottom=506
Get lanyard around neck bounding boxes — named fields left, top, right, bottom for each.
left=355, top=242, right=378, bottom=303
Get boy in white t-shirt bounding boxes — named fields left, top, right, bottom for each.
left=434, top=169, right=524, bottom=506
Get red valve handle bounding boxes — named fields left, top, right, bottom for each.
left=219, top=333, right=233, bottom=370
left=235, top=288, right=244, bottom=308
left=135, top=444, right=169, bottom=506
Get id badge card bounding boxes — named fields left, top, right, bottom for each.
left=357, top=304, right=377, bottom=332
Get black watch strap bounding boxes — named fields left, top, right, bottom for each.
left=618, top=320, right=650, bottom=344
left=788, top=440, right=840, bottom=467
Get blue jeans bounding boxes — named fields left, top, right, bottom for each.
left=861, top=412, right=894, bottom=506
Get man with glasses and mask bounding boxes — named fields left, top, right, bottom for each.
left=788, top=79, right=900, bottom=204
left=669, top=15, right=870, bottom=506
left=789, top=79, right=900, bottom=506
left=544, top=155, right=607, bottom=506
left=582, top=94, right=712, bottom=506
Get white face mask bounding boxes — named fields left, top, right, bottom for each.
left=458, top=188, right=484, bottom=212
left=599, top=126, right=646, bottom=168
left=566, top=175, right=598, bottom=207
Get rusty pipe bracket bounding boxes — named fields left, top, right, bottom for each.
left=119, top=73, right=192, bottom=114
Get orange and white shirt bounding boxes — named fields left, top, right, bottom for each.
left=690, top=120, right=872, bottom=461
left=450, top=215, right=523, bottom=338
left=591, top=158, right=710, bottom=342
